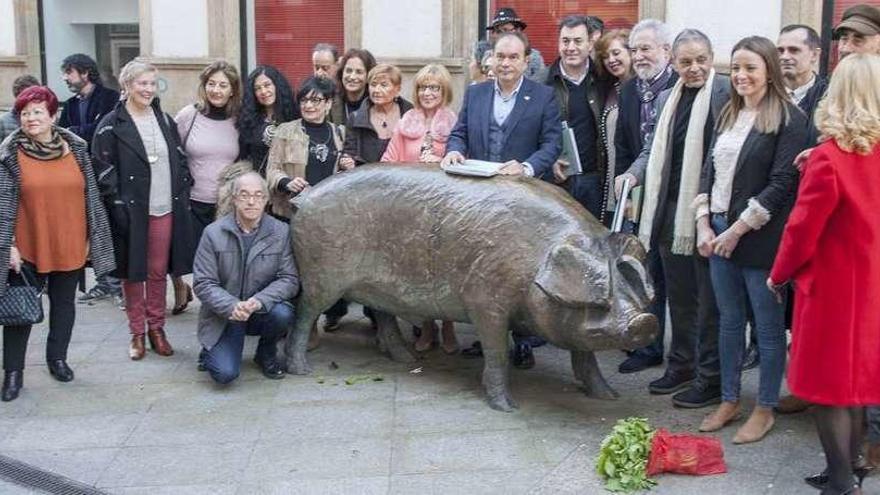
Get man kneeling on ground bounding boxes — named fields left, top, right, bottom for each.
left=193, top=172, right=298, bottom=383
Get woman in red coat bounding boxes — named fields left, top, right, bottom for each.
left=768, top=53, right=880, bottom=495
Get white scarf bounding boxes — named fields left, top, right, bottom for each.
left=638, top=70, right=715, bottom=255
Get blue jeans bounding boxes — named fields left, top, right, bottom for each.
left=202, top=302, right=295, bottom=384
left=709, top=214, right=786, bottom=407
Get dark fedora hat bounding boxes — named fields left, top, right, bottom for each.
left=487, top=7, right=527, bottom=31
left=834, top=4, right=880, bottom=38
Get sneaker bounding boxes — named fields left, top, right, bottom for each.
left=78, top=285, right=112, bottom=303
left=618, top=353, right=662, bottom=374
left=649, top=371, right=695, bottom=395
left=672, top=382, right=722, bottom=408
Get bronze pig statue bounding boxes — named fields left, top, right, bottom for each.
left=285, top=164, right=658, bottom=411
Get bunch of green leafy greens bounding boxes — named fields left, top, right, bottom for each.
left=596, top=417, right=657, bottom=492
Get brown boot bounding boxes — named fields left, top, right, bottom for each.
left=699, top=401, right=741, bottom=432
left=774, top=394, right=811, bottom=414
left=147, top=328, right=174, bottom=356
left=129, top=334, right=146, bottom=361
left=733, top=406, right=775, bottom=444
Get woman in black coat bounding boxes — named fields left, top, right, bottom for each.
left=92, top=60, right=194, bottom=361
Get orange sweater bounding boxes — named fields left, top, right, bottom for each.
left=15, top=150, right=87, bottom=273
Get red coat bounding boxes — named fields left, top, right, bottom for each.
left=770, top=140, right=880, bottom=406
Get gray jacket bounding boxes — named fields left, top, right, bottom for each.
left=625, top=74, right=731, bottom=184
left=0, top=112, right=18, bottom=142
left=193, top=213, right=299, bottom=349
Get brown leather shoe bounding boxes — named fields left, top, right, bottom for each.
left=699, top=401, right=741, bottom=432
left=147, top=328, right=174, bottom=356
left=129, top=334, right=146, bottom=361
left=733, top=406, right=775, bottom=444
left=774, top=394, right=811, bottom=414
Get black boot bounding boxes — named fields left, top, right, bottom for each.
left=47, top=360, right=74, bottom=382
left=2, top=370, right=23, bottom=402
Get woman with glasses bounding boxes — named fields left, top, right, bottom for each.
left=266, top=76, right=348, bottom=220
left=340, top=64, right=413, bottom=168
left=380, top=64, right=459, bottom=354
left=92, top=60, right=195, bottom=361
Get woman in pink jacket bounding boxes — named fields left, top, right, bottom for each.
left=382, top=64, right=458, bottom=353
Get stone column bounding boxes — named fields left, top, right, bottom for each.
left=0, top=0, right=41, bottom=110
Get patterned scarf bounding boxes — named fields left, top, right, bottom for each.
left=636, top=64, right=674, bottom=144
left=16, top=127, right=66, bottom=161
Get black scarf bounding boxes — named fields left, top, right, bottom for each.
left=16, top=127, right=66, bottom=161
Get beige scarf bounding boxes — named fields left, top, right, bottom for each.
left=638, top=70, right=715, bottom=255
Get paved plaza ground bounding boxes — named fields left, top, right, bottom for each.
left=0, top=283, right=876, bottom=494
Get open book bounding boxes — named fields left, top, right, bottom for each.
left=443, top=159, right=505, bottom=177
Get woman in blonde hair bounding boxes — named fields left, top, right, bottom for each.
left=768, top=53, right=880, bottom=495
left=693, top=36, right=808, bottom=444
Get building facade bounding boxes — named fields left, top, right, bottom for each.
left=0, top=0, right=870, bottom=115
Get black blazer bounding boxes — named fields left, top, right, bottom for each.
left=614, top=71, right=679, bottom=176
left=699, top=102, right=808, bottom=269
left=59, top=84, right=120, bottom=146
left=798, top=76, right=828, bottom=146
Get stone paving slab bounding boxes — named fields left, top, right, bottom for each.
left=1, top=286, right=874, bottom=494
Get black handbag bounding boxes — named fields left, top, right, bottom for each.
left=0, top=268, right=44, bottom=326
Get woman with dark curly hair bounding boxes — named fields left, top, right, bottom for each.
left=237, top=65, right=298, bottom=177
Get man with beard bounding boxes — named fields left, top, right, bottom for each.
left=614, top=19, right=677, bottom=374
left=58, top=54, right=122, bottom=305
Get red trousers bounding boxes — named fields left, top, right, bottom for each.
left=123, top=214, right=172, bottom=335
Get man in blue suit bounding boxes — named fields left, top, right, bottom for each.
left=443, top=32, right=561, bottom=368
left=443, top=32, right=562, bottom=180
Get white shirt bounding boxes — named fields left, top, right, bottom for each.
left=710, top=110, right=756, bottom=214
left=789, top=74, right=817, bottom=105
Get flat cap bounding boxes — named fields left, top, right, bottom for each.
left=834, top=4, right=880, bottom=38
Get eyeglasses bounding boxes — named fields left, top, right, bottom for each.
left=300, top=96, right=328, bottom=105
left=234, top=191, right=267, bottom=202
left=417, top=84, right=442, bottom=93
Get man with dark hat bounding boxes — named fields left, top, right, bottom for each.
left=472, top=7, right=546, bottom=82
left=835, top=4, right=880, bottom=58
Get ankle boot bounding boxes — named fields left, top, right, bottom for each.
left=147, top=328, right=174, bottom=356
left=129, top=334, right=146, bottom=360
left=1, top=370, right=23, bottom=402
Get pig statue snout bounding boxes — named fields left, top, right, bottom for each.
left=624, top=313, right=659, bottom=348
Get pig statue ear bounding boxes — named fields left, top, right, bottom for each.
left=535, top=243, right=611, bottom=308
left=610, top=234, right=655, bottom=306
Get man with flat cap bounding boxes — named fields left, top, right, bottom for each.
left=835, top=3, right=880, bottom=58
left=473, top=7, right=546, bottom=82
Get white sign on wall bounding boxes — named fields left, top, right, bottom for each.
left=152, top=0, right=209, bottom=58
left=362, top=0, right=443, bottom=58
left=0, top=0, right=16, bottom=56
left=665, top=0, right=783, bottom=66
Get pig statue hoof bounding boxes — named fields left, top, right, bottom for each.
left=488, top=393, right=519, bottom=412
left=386, top=342, right=418, bottom=364
left=286, top=355, right=313, bottom=375
left=579, top=381, right=620, bottom=400
left=571, top=350, right=619, bottom=400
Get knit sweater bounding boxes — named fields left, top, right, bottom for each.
left=175, top=104, right=240, bottom=204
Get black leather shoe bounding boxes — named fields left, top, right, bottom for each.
left=672, top=382, right=722, bottom=408
left=197, top=349, right=207, bottom=372
left=805, top=466, right=870, bottom=490
left=618, top=353, right=662, bottom=374
left=742, top=342, right=760, bottom=371
left=649, top=371, right=695, bottom=395
left=255, top=356, right=286, bottom=380
left=511, top=343, right=535, bottom=370
left=2, top=371, right=23, bottom=402
left=47, top=360, right=74, bottom=382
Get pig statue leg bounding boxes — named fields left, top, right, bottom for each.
left=373, top=310, right=418, bottom=363
left=477, top=321, right=519, bottom=412
left=285, top=298, right=320, bottom=375
left=570, top=350, right=619, bottom=400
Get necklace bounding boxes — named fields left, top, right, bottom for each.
left=146, top=114, right=159, bottom=164
left=309, top=123, right=333, bottom=163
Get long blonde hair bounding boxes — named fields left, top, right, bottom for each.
left=815, top=53, right=880, bottom=155
left=717, top=36, right=793, bottom=134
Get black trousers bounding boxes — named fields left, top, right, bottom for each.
left=657, top=202, right=720, bottom=385
left=3, top=267, right=83, bottom=371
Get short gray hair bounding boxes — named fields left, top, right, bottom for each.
left=118, top=59, right=157, bottom=89
left=630, top=19, right=672, bottom=48
left=672, top=28, right=713, bottom=55
left=232, top=171, right=268, bottom=197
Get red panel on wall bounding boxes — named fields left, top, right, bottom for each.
left=489, top=1, right=639, bottom=64
left=254, top=0, right=344, bottom=90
